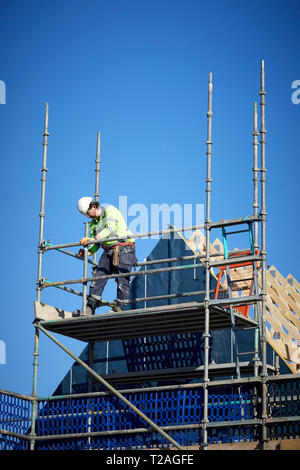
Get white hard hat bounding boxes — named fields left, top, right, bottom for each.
left=77, top=196, right=93, bottom=215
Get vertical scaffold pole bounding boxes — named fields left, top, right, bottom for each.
left=259, top=60, right=268, bottom=449
left=82, top=222, right=89, bottom=316
left=253, top=102, right=259, bottom=250
left=252, top=102, right=260, bottom=377
left=89, top=131, right=101, bottom=391
left=30, top=103, right=49, bottom=450
left=94, top=131, right=101, bottom=203
left=202, top=72, right=213, bottom=450
left=93, top=131, right=101, bottom=271
left=37, top=102, right=49, bottom=301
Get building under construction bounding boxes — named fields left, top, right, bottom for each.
left=1, top=61, right=300, bottom=451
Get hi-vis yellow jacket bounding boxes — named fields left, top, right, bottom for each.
left=88, top=205, right=134, bottom=253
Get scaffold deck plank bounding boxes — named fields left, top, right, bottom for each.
left=37, top=301, right=258, bottom=342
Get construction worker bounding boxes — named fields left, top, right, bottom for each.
left=76, top=197, right=136, bottom=316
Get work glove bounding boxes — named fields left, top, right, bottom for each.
left=77, top=248, right=84, bottom=258
left=80, top=237, right=92, bottom=246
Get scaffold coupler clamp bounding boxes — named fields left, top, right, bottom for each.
left=36, top=277, right=47, bottom=290
left=39, top=239, right=50, bottom=252
left=204, top=221, right=211, bottom=231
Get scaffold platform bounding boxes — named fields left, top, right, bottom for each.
left=36, top=301, right=258, bottom=343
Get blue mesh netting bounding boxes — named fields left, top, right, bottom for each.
left=0, top=392, right=31, bottom=450
left=35, top=384, right=260, bottom=449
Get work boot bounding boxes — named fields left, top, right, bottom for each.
left=107, top=302, right=125, bottom=314
left=72, top=305, right=94, bottom=317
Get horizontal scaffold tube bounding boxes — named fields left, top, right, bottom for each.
left=0, top=429, right=32, bottom=441
left=3, top=373, right=295, bottom=406
left=44, top=224, right=205, bottom=251
left=50, top=246, right=256, bottom=268
left=210, top=215, right=260, bottom=228
left=44, top=216, right=261, bottom=252
left=35, top=374, right=266, bottom=403
left=137, top=248, right=257, bottom=267
left=42, top=253, right=262, bottom=290
left=210, top=254, right=261, bottom=268
left=25, top=419, right=264, bottom=442
left=53, top=284, right=215, bottom=303
left=42, top=263, right=205, bottom=289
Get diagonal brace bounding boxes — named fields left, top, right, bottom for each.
left=35, top=322, right=183, bottom=450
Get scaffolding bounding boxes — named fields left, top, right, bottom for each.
left=2, top=61, right=299, bottom=451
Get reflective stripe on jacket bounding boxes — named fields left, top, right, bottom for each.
left=88, top=205, right=134, bottom=253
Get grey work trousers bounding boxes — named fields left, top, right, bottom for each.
left=87, top=245, right=136, bottom=309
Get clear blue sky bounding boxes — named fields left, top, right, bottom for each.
left=0, top=0, right=299, bottom=397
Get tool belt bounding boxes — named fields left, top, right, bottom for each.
left=103, top=242, right=135, bottom=267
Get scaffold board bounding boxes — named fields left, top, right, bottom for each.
left=34, top=301, right=73, bottom=321
left=36, top=301, right=258, bottom=343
